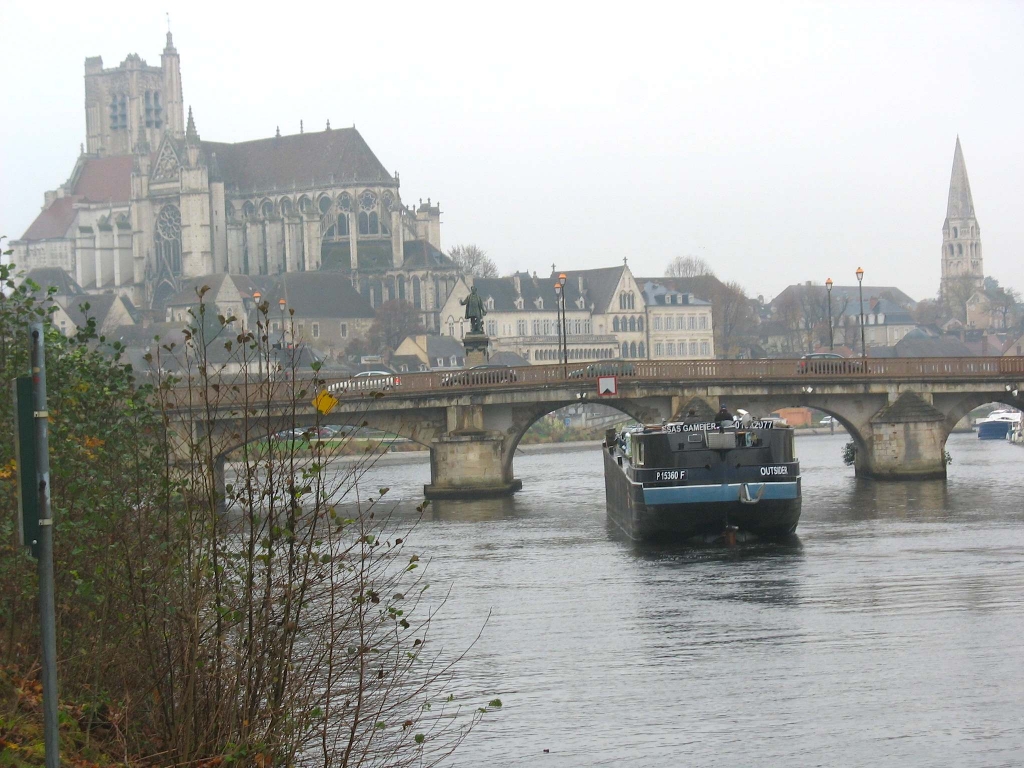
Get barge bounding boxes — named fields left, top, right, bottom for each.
left=603, top=414, right=801, bottom=542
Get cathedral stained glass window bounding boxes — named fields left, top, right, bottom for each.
left=338, top=193, right=352, bottom=211
left=359, top=190, right=377, bottom=211
left=155, top=204, right=182, bottom=276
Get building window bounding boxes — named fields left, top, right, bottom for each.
left=654, top=316, right=662, bottom=331
left=486, top=320, right=497, bottom=336
left=154, top=204, right=182, bottom=277
left=699, top=315, right=708, bottom=329
left=629, top=341, right=637, bottom=357
left=637, top=317, right=644, bottom=332
left=532, top=320, right=541, bottom=335
left=312, top=322, right=320, bottom=339
left=628, top=316, right=637, bottom=332
left=655, top=342, right=664, bottom=356
left=543, top=319, right=552, bottom=335
left=622, top=341, right=629, bottom=357
left=340, top=323, right=348, bottom=338
left=584, top=319, right=592, bottom=334
left=261, top=200, right=274, bottom=218
left=667, top=342, right=676, bottom=356
left=436, top=357, right=444, bottom=367
left=574, top=319, right=582, bottom=334
left=613, top=317, right=620, bottom=332
left=518, top=319, right=527, bottom=335
left=638, top=341, right=645, bottom=357
left=687, top=316, right=695, bottom=330
left=689, top=341, right=698, bottom=356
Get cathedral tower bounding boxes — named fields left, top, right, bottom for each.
left=940, top=137, right=983, bottom=300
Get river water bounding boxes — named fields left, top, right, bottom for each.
left=334, top=433, right=1024, bottom=767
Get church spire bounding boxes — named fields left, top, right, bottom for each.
left=945, top=135, right=976, bottom=222
left=940, top=137, right=983, bottom=300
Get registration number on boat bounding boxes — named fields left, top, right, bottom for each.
left=655, top=470, right=686, bottom=481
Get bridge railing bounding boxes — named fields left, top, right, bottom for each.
left=163, top=356, right=1024, bottom=410
left=314, top=356, right=1024, bottom=399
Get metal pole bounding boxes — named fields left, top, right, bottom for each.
left=858, top=281, right=866, bottom=360
left=827, top=288, right=834, bottom=352
left=29, top=323, right=59, bottom=768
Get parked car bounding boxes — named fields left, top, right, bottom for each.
left=568, top=360, right=637, bottom=379
left=328, top=370, right=401, bottom=392
left=441, top=364, right=519, bottom=387
left=798, top=352, right=865, bottom=374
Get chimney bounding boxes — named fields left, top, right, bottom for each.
left=513, top=274, right=521, bottom=295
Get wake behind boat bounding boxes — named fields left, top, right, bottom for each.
left=603, top=411, right=801, bottom=542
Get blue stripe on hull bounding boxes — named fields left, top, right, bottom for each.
left=643, top=481, right=800, bottom=506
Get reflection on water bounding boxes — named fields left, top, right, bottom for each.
left=327, top=434, right=1024, bottom=766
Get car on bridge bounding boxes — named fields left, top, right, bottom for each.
left=440, top=364, right=519, bottom=387
left=328, top=370, right=402, bottom=393
left=798, top=352, right=865, bottom=374
left=567, top=360, right=637, bottom=379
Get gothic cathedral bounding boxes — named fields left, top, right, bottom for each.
left=13, top=34, right=459, bottom=328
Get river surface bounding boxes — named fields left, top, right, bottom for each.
left=332, top=433, right=1024, bottom=767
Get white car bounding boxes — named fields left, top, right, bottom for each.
left=329, top=370, right=401, bottom=393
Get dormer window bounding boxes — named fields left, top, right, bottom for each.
left=535, top=297, right=544, bottom=310
left=515, top=297, right=524, bottom=310
left=486, top=296, right=495, bottom=310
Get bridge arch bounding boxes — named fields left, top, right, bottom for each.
left=500, top=398, right=668, bottom=479
left=937, top=392, right=1024, bottom=440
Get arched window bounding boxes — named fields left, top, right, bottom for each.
left=298, top=196, right=312, bottom=213
left=448, top=317, right=455, bottom=336
left=398, top=275, right=406, bottom=301
left=957, top=244, right=963, bottom=255
left=318, top=195, right=333, bottom=215
left=637, top=342, right=646, bottom=358
left=628, top=316, right=637, bottom=332
left=242, top=201, right=256, bottom=219
left=629, top=341, right=637, bottom=358
left=368, top=211, right=379, bottom=235
left=622, top=342, right=629, bottom=358
left=637, top=316, right=644, bottom=331
left=948, top=244, right=954, bottom=256
left=279, top=197, right=293, bottom=216
left=154, top=204, right=182, bottom=276
left=613, top=317, right=620, bottom=332
left=412, top=276, right=422, bottom=309
left=953, top=227, right=959, bottom=238
left=225, top=201, right=235, bottom=220
left=358, top=212, right=369, bottom=235
left=261, top=200, right=274, bottom=218
left=336, top=214, right=349, bottom=236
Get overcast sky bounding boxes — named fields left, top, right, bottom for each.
left=3, top=1, right=1022, bottom=301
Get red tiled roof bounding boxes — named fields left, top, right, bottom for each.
left=71, top=155, right=133, bottom=203
left=21, top=197, right=77, bottom=240
left=202, top=127, right=393, bottom=194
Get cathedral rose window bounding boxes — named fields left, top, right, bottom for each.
left=337, top=193, right=352, bottom=211
left=382, top=190, right=395, bottom=211
left=155, top=204, right=182, bottom=276
left=359, top=190, right=377, bottom=211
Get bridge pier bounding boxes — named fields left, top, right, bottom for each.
left=424, top=433, right=522, bottom=499
left=858, top=392, right=949, bottom=480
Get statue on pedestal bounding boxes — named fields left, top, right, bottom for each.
left=460, top=285, right=487, bottom=335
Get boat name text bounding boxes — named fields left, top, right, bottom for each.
left=760, top=465, right=789, bottom=476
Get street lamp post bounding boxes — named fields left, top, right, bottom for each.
left=855, top=267, right=866, bottom=360
left=825, top=277, right=834, bottom=352
left=558, top=273, right=568, bottom=367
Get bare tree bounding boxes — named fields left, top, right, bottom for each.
left=448, top=245, right=498, bottom=278
left=711, top=281, right=757, bottom=358
left=368, top=300, right=426, bottom=352
left=665, top=255, right=715, bottom=278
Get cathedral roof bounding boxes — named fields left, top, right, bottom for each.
left=71, top=155, right=133, bottom=203
left=945, top=136, right=976, bottom=223
left=202, top=127, right=393, bottom=195
left=20, top=197, right=77, bottom=240
left=402, top=240, right=457, bottom=269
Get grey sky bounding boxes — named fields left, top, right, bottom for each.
left=3, top=0, right=1022, bottom=301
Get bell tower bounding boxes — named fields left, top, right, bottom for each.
left=940, top=137, right=983, bottom=300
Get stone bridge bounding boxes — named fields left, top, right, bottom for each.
left=167, top=357, right=1024, bottom=500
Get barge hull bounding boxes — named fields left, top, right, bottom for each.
left=603, top=448, right=801, bottom=542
